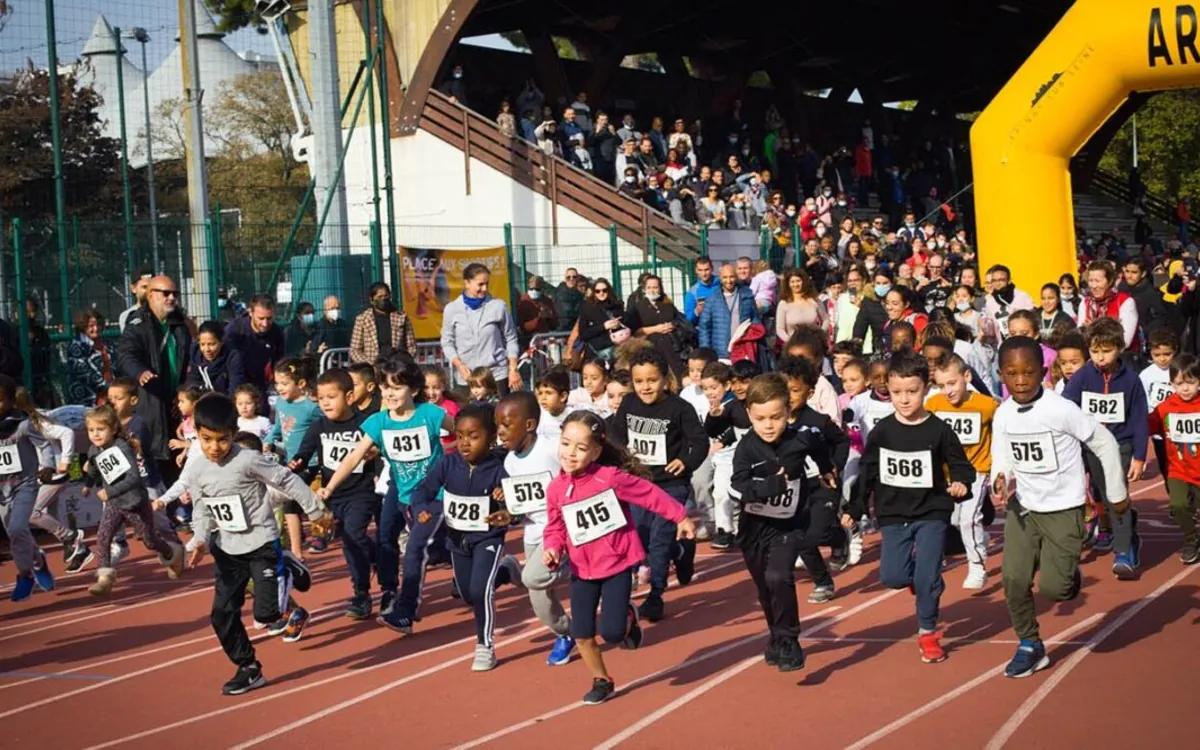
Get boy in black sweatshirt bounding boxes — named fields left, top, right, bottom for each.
left=704, top=360, right=755, bottom=551
left=731, top=374, right=834, bottom=672
left=779, top=356, right=852, bottom=603
left=291, top=369, right=382, bottom=620
left=845, top=350, right=974, bottom=664
left=611, top=348, right=708, bottom=622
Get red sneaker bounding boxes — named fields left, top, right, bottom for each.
left=918, top=632, right=946, bottom=663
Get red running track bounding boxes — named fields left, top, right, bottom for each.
left=0, top=473, right=1194, bottom=749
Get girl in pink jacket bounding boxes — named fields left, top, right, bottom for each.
left=541, top=410, right=696, bottom=706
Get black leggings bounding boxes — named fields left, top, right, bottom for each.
left=569, top=569, right=633, bottom=643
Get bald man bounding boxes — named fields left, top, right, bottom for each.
left=314, top=294, right=352, bottom=351
left=697, top=263, right=758, bottom=355
left=117, top=274, right=193, bottom=482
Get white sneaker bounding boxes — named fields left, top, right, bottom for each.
left=848, top=528, right=864, bottom=566
left=110, top=542, right=130, bottom=566
left=636, top=565, right=651, bottom=587
left=963, top=564, right=988, bottom=590
left=471, top=644, right=497, bottom=672
left=253, top=620, right=268, bottom=630
left=694, top=524, right=711, bottom=542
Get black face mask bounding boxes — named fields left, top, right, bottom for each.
left=995, top=283, right=1016, bottom=306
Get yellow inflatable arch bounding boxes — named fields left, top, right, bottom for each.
left=971, top=0, right=1200, bottom=291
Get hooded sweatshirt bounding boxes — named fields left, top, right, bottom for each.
left=1063, top=360, right=1150, bottom=460
left=0, top=411, right=54, bottom=496
left=410, top=449, right=509, bottom=547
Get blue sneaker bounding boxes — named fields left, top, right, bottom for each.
left=1113, top=534, right=1142, bottom=580
left=11, top=575, right=35, bottom=602
left=32, top=553, right=55, bottom=592
left=1004, top=640, right=1049, bottom=678
left=547, top=635, right=575, bottom=666
left=1093, top=530, right=1114, bottom=553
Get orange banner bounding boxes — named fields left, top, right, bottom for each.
left=399, top=246, right=512, bottom=340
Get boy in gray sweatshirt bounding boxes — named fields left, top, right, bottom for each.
left=182, top=393, right=330, bottom=696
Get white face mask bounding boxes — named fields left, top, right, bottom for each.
left=836, top=200, right=846, bottom=206
left=326, top=309, right=340, bottom=322
left=624, top=176, right=636, bottom=184
left=646, top=293, right=661, bottom=302
left=528, top=289, right=541, bottom=300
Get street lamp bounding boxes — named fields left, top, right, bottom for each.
left=126, top=26, right=160, bottom=272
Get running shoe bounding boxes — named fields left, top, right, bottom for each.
left=345, top=592, right=373, bottom=620
left=32, top=552, right=56, bottom=592
left=710, top=529, right=734, bottom=551
left=962, top=564, right=987, bottom=590
left=547, top=635, right=575, bottom=666
left=62, top=529, right=85, bottom=562
left=379, top=611, right=415, bottom=635
left=636, top=565, right=651, bottom=587
left=10, top=575, right=35, bottom=602
left=694, top=524, right=711, bottom=542
left=266, top=616, right=291, bottom=637
left=1092, top=530, right=1114, bottom=553
left=776, top=639, right=806, bottom=672
left=1004, top=640, right=1049, bottom=678
left=1181, top=537, right=1200, bottom=565
left=638, top=592, right=665, bottom=623
left=764, top=637, right=781, bottom=666
left=471, top=644, right=497, bottom=672
left=282, top=607, right=310, bottom=643
left=1112, top=550, right=1136, bottom=580
left=674, top=539, right=696, bottom=586
left=222, top=661, right=267, bottom=696
left=64, top=542, right=94, bottom=574
left=305, top=537, right=329, bottom=554
left=88, top=569, right=116, bottom=597
left=622, top=603, right=643, bottom=650
left=830, top=532, right=852, bottom=571
left=582, top=678, right=615, bottom=705
left=847, top=525, right=864, bottom=565
left=379, top=590, right=397, bottom=617
left=110, top=541, right=131, bottom=566
left=252, top=620, right=268, bottom=630
left=807, top=585, right=835, bottom=604
left=918, top=632, right=946, bottom=663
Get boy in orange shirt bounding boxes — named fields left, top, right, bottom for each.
left=1147, top=353, right=1200, bottom=565
left=928, top=354, right=998, bottom=589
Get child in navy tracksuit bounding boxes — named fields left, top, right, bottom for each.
left=1063, top=317, right=1147, bottom=579
left=394, top=404, right=523, bottom=672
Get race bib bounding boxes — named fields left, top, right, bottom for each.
left=95, top=446, right=132, bottom=484
left=501, top=472, right=553, bottom=515
left=383, top=427, right=431, bottom=463
left=1081, top=392, right=1124, bottom=424
left=444, top=492, right=489, bottom=532
left=745, top=478, right=803, bottom=520
left=879, top=448, right=933, bottom=489
left=936, top=411, right=982, bottom=446
left=322, top=438, right=362, bottom=474
left=629, top=432, right=667, bottom=466
left=864, top=402, right=893, bottom=436
left=1009, top=433, right=1058, bottom=473
left=203, top=495, right=249, bottom=533
left=1167, top=414, right=1200, bottom=444
left=563, top=489, right=626, bottom=546
left=1148, top=381, right=1174, bottom=409
left=0, top=444, right=22, bottom=475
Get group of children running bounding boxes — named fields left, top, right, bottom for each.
left=2, top=291, right=1197, bottom=704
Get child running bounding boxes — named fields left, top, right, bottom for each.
left=845, top=350, right=974, bottom=663
left=0, top=375, right=60, bottom=600
left=610, top=348, right=707, bottom=621
left=542, top=410, right=697, bottom=704
left=396, top=405, right=522, bottom=671
left=82, top=405, right=185, bottom=595
left=1141, top=326, right=1178, bottom=481
left=264, top=357, right=323, bottom=560
left=291, top=368, right=382, bottom=618
left=990, top=336, right=1126, bottom=677
left=569, top=359, right=613, bottom=417
left=423, top=365, right=461, bottom=453
left=320, top=353, right=452, bottom=626
left=732, top=374, right=834, bottom=670
left=928, top=353, right=999, bottom=589
left=183, top=394, right=330, bottom=694
left=702, top=360, right=747, bottom=551
left=349, top=362, right=382, bottom=414
left=536, top=366, right=576, bottom=440
left=1147, top=353, right=1200, bottom=564
left=496, top=391, right=574, bottom=665
left=235, top=384, right=272, bottom=440
left=1062, top=317, right=1147, bottom=577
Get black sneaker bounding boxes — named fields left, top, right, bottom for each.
left=582, top=677, right=615, bottom=705
left=1181, top=538, right=1200, bottom=565
left=61, top=529, right=82, bottom=562
left=379, top=610, right=414, bottom=635
left=710, top=529, right=734, bottom=551
left=621, top=603, right=643, bottom=650
left=674, top=538, right=696, bottom=586
left=222, top=661, right=266, bottom=696
left=266, top=616, right=290, bottom=637
left=64, top=543, right=94, bottom=574
left=345, top=592, right=373, bottom=620
left=764, top=637, right=781, bottom=666
left=379, top=590, right=397, bottom=617
left=638, top=592, right=665, bottom=623
left=776, top=639, right=806, bottom=673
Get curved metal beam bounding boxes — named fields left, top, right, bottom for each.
left=396, top=0, right=481, bottom=136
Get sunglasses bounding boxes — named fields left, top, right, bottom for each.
left=151, top=288, right=178, bottom=297
left=565, top=274, right=577, bottom=280
left=594, top=288, right=610, bottom=294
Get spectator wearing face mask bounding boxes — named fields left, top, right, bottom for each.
left=349, top=283, right=416, bottom=364
left=313, top=295, right=351, bottom=352
left=284, top=301, right=318, bottom=356
left=615, top=140, right=643, bottom=187
left=618, top=167, right=645, bottom=200
left=569, top=134, right=594, bottom=173
left=617, top=114, right=641, bottom=145
left=438, top=64, right=467, bottom=106
left=816, top=185, right=835, bottom=226
left=516, top=277, right=558, bottom=351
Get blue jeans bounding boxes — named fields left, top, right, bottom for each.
left=631, top=482, right=688, bottom=595
left=879, top=520, right=948, bottom=632
left=332, top=494, right=381, bottom=596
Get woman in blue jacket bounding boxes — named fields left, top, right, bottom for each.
left=185, top=320, right=245, bottom=396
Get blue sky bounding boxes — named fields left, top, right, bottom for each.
left=1, top=0, right=273, bottom=75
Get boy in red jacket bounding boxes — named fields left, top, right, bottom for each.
left=1147, top=353, right=1200, bottom=565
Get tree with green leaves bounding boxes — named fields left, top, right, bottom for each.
left=1101, top=90, right=1200, bottom=200
left=203, top=0, right=266, bottom=33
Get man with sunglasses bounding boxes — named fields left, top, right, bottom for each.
left=117, top=275, right=193, bottom=483
left=553, top=268, right=585, bottom=329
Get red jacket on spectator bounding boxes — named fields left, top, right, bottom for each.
left=799, top=207, right=817, bottom=241
left=854, top=143, right=873, bottom=178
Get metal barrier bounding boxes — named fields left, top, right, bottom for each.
left=519, top=330, right=574, bottom=389
left=319, top=347, right=352, bottom=374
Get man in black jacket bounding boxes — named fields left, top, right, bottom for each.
left=224, top=294, right=285, bottom=403
left=117, top=275, right=192, bottom=482
left=1119, top=258, right=1171, bottom=343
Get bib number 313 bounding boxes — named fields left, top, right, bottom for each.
left=562, top=489, right=626, bottom=546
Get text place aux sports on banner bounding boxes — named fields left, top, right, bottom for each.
left=399, top=247, right=512, bottom=340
